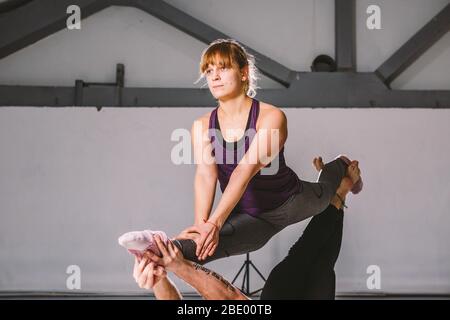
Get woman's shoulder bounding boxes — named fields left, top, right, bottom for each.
left=199, top=110, right=214, bottom=125
left=191, top=110, right=214, bottom=135
left=257, top=101, right=287, bottom=125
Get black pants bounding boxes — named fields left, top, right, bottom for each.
left=260, top=204, right=344, bottom=300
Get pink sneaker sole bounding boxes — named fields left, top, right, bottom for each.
left=336, top=155, right=363, bottom=194
left=118, top=230, right=169, bottom=257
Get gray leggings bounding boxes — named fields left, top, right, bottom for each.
left=173, top=158, right=348, bottom=264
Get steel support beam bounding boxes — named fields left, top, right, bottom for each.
left=1, top=73, right=449, bottom=108
left=0, top=0, right=111, bottom=60
left=125, top=0, right=293, bottom=87
left=0, top=0, right=33, bottom=13
left=1, top=1, right=449, bottom=108
left=375, top=3, right=450, bottom=86
left=0, top=0, right=293, bottom=87
left=335, top=0, right=356, bottom=71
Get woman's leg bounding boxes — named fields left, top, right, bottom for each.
left=173, top=212, right=280, bottom=265
left=174, top=156, right=356, bottom=265
left=257, top=157, right=349, bottom=230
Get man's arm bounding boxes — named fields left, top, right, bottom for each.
left=145, top=236, right=249, bottom=300
left=133, top=256, right=182, bottom=300
left=172, top=259, right=248, bottom=300
left=153, top=277, right=183, bottom=300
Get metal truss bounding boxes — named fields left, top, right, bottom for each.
left=0, top=0, right=449, bottom=108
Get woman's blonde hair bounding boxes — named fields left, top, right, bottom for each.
left=196, top=39, right=259, bottom=98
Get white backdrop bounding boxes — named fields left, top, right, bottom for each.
left=0, top=106, right=449, bottom=294
left=1, top=0, right=450, bottom=295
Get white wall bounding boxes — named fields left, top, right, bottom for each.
left=0, top=0, right=449, bottom=295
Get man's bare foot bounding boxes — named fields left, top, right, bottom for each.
left=331, top=176, right=354, bottom=210
left=313, top=156, right=324, bottom=172
left=337, top=176, right=353, bottom=196
left=347, top=160, right=361, bottom=184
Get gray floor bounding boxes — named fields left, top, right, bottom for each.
left=1, top=291, right=450, bottom=300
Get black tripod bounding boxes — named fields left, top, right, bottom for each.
left=231, top=253, right=266, bottom=296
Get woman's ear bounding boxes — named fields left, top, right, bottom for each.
left=241, top=65, right=249, bottom=81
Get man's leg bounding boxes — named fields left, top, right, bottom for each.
left=260, top=173, right=354, bottom=300
left=302, top=209, right=344, bottom=299
left=260, top=204, right=343, bottom=299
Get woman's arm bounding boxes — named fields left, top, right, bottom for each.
left=193, top=173, right=217, bottom=225
left=197, top=107, right=288, bottom=259
left=208, top=108, right=288, bottom=228
left=192, top=118, right=218, bottom=226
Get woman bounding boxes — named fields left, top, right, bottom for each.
left=119, top=39, right=362, bottom=264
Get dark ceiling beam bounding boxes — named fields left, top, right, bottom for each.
left=0, top=0, right=33, bottom=14
left=0, top=0, right=293, bottom=87
left=1, top=73, right=449, bottom=108
left=375, top=3, right=450, bottom=86
left=335, top=0, right=356, bottom=71
left=0, top=0, right=111, bottom=60
left=126, top=0, right=293, bottom=87
left=1, top=1, right=449, bottom=109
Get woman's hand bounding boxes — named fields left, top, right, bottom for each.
left=195, top=221, right=220, bottom=261
left=133, top=256, right=166, bottom=290
left=176, top=225, right=201, bottom=241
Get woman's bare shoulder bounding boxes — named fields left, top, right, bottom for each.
left=258, top=101, right=286, bottom=123
left=191, top=110, right=213, bottom=135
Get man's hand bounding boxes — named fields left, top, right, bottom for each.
left=144, top=236, right=186, bottom=272
left=133, top=256, right=166, bottom=290
left=195, top=221, right=219, bottom=261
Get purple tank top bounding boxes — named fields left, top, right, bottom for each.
left=208, top=98, right=302, bottom=217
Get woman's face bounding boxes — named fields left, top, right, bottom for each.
left=204, top=63, right=246, bottom=100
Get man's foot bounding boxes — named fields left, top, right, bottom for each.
left=337, top=155, right=363, bottom=194
left=118, top=230, right=169, bottom=258
left=347, top=161, right=361, bottom=184
left=337, top=176, right=353, bottom=197
left=313, top=156, right=324, bottom=172
left=331, top=176, right=354, bottom=210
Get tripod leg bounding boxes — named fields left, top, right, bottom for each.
left=246, top=259, right=250, bottom=295
left=249, top=261, right=267, bottom=281
left=231, top=263, right=246, bottom=284
left=241, top=264, right=248, bottom=294
left=250, top=288, right=263, bottom=296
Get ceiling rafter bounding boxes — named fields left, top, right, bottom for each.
left=0, top=0, right=449, bottom=108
